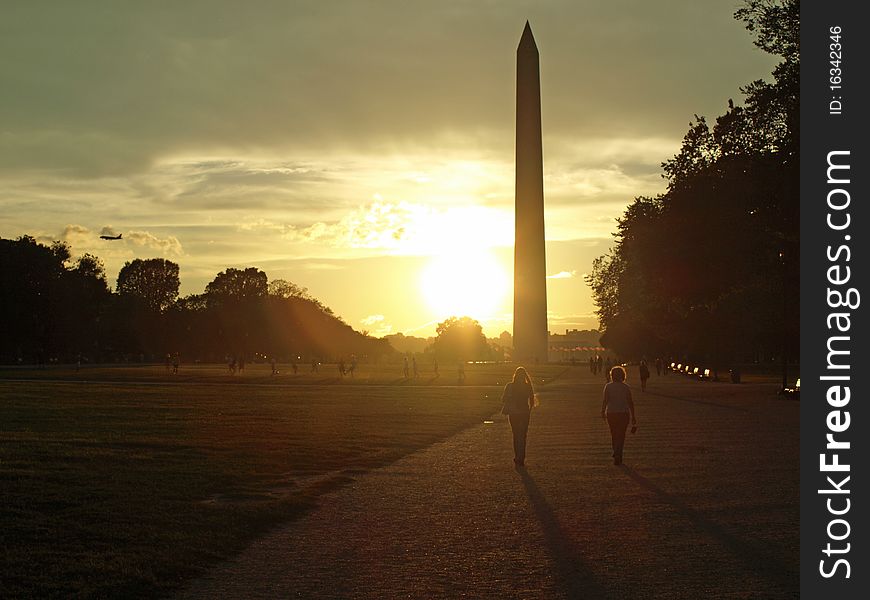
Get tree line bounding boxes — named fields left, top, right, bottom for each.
left=586, top=0, right=799, bottom=369
left=0, top=236, right=391, bottom=364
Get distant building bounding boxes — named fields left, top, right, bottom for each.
left=548, top=329, right=604, bottom=362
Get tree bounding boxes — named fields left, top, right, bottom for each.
left=430, top=316, right=491, bottom=362
left=205, top=267, right=268, bottom=306
left=116, top=258, right=180, bottom=313
left=268, top=279, right=310, bottom=299
left=588, top=0, right=798, bottom=365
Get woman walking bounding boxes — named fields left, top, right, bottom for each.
left=601, top=365, right=637, bottom=465
left=639, top=359, right=650, bottom=392
left=500, top=366, right=538, bottom=467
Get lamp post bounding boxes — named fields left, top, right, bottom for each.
left=779, top=249, right=788, bottom=391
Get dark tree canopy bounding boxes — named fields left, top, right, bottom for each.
left=587, top=0, right=798, bottom=366
left=205, top=267, right=268, bottom=306
left=0, top=236, right=111, bottom=361
left=117, top=258, right=181, bottom=313
left=0, top=238, right=390, bottom=364
left=430, top=316, right=491, bottom=362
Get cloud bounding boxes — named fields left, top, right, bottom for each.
left=35, top=225, right=89, bottom=246
left=547, top=270, right=577, bottom=279
left=283, top=201, right=512, bottom=255
left=0, top=2, right=775, bottom=177
left=360, top=314, right=392, bottom=336
left=126, top=231, right=183, bottom=255
left=303, top=262, right=346, bottom=271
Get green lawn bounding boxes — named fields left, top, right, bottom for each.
left=0, top=363, right=566, bottom=598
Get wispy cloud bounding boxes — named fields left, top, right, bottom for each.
left=126, top=231, right=183, bottom=255
left=360, top=314, right=393, bottom=336
left=547, top=270, right=577, bottom=279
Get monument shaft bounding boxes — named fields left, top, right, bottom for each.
left=513, top=22, right=548, bottom=363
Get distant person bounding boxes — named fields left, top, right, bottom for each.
left=596, top=354, right=603, bottom=376
left=338, top=358, right=346, bottom=377
left=403, top=357, right=410, bottom=379
left=589, top=355, right=595, bottom=374
left=238, top=355, right=245, bottom=374
left=228, top=355, right=237, bottom=374
left=172, top=352, right=180, bottom=375
left=311, top=359, right=319, bottom=373
left=412, top=356, right=418, bottom=379
left=271, top=357, right=278, bottom=376
left=433, top=358, right=439, bottom=377
left=348, top=355, right=357, bottom=378
left=165, top=353, right=172, bottom=374
left=601, top=365, right=637, bottom=466
left=500, top=366, right=538, bottom=467
left=654, top=357, right=663, bottom=377
left=292, top=360, right=298, bottom=375
left=639, top=360, right=650, bottom=392
left=457, top=361, right=465, bottom=384
left=604, top=357, right=613, bottom=382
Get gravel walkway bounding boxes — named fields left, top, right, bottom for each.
left=179, top=371, right=799, bottom=599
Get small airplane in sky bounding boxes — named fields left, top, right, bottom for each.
left=99, top=233, right=122, bottom=240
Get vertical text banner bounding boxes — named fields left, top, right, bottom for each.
left=801, top=0, right=867, bottom=596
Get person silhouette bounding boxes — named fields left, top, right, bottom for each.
left=639, top=359, right=650, bottom=392
left=403, top=356, right=410, bottom=379
left=433, top=358, right=439, bottom=378
left=601, top=365, right=637, bottom=465
left=500, top=366, right=538, bottom=467
left=457, top=361, right=465, bottom=384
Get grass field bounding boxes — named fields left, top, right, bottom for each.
left=0, top=363, right=568, bottom=598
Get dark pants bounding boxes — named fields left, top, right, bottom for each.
left=509, top=411, right=531, bottom=463
left=606, top=412, right=630, bottom=463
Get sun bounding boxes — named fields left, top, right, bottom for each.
left=420, top=249, right=509, bottom=321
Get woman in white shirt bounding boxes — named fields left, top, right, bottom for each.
left=601, top=365, right=637, bottom=465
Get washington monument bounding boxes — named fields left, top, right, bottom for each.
left=513, top=22, right=548, bottom=363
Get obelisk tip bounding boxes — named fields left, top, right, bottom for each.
left=518, top=21, right=537, bottom=52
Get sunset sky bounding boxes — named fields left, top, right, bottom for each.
left=1, top=1, right=775, bottom=337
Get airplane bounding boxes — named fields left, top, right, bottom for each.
left=99, top=233, right=122, bottom=240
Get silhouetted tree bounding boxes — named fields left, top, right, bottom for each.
left=205, top=267, right=268, bottom=306
left=0, top=238, right=392, bottom=364
left=588, top=0, right=798, bottom=367
left=268, top=279, right=309, bottom=299
left=430, top=316, right=491, bottom=362
left=116, top=258, right=180, bottom=313
left=0, top=237, right=112, bottom=362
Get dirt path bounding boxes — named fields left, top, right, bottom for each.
left=178, top=369, right=799, bottom=599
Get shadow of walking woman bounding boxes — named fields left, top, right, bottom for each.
left=516, top=467, right=610, bottom=599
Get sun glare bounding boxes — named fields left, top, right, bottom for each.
left=420, top=249, right=509, bottom=321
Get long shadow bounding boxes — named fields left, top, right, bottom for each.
left=621, top=465, right=797, bottom=591
left=644, top=390, right=749, bottom=413
left=517, top=468, right=610, bottom=599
